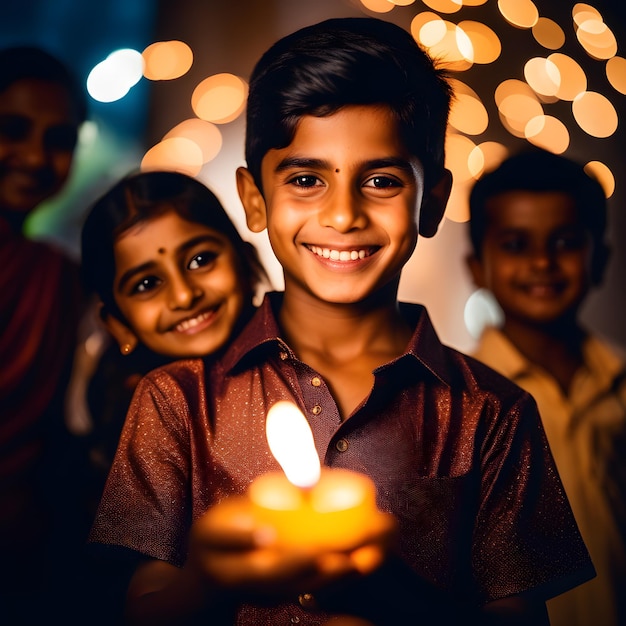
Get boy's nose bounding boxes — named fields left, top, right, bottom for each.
left=529, top=247, right=557, bottom=270
left=18, top=132, right=47, bottom=168
left=318, top=187, right=368, bottom=232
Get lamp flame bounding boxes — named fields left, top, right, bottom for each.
left=266, top=401, right=321, bottom=488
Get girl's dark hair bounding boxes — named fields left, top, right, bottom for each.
left=245, top=17, right=452, bottom=193
left=81, top=170, right=267, bottom=318
left=0, top=45, right=87, bottom=123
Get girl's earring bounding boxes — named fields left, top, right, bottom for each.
left=121, top=344, right=132, bottom=355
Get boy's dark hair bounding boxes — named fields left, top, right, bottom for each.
left=81, top=170, right=267, bottom=319
left=244, top=17, right=452, bottom=193
left=469, top=148, right=609, bottom=281
left=0, top=45, right=88, bottom=125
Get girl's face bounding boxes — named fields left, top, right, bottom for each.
left=108, top=209, right=249, bottom=359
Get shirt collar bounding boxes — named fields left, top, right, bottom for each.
left=222, top=292, right=452, bottom=386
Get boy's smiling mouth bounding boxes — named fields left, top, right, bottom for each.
left=305, top=244, right=377, bottom=261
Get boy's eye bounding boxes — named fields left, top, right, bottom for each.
left=500, top=237, right=527, bottom=254
left=188, top=250, right=218, bottom=270
left=289, top=174, right=321, bottom=188
left=363, top=175, right=401, bottom=189
left=0, top=116, right=29, bottom=141
left=552, top=233, right=587, bottom=252
left=131, top=275, right=162, bottom=295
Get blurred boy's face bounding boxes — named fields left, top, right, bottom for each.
left=0, top=78, right=79, bottom=218
left=107, top=210, right=247, bottom=359
left=468, top=191, right=593, bottom=327
left=240, top=105, right=427, bottom=306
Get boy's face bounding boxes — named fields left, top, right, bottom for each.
left=468, top=190, right=594, bottom=327
left=239, top=105, right=439, bottom=306
left=0, top=78, right=79, bottom=216
left=106, top=209, right=247, bottom=359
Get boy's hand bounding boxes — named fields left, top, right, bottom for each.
left=188, top=495, right=396, bottom=599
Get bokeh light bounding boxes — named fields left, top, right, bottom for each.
left=358, top=0, right=394, bottom=13
left=141, top=137, right=203, bottom=177
left=549, top=53, right=587, bottom=100
left=87, top=48, right=144, bottom=103
left=497, top=0, right=539, bottom=29
left=191, top=73, right=248, bottom=124
left=532, top=17, right=566, bottom=49
left=572, top=91, right=618, bottom=137
left=163, top=118, right=223, bottom=164
left=142, top=40, right=193, bottom=80
left=457, top=21, right=501, bottom=64
left=525, top=115, right=570, bottom=153
left=606, top=56, right=626, bottom=94
left=584, top=160, right=615, bottom=198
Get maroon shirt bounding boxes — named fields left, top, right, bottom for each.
left=90, top=293, right=593, bottom=624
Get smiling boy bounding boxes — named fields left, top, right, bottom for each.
left=467, top=149, right=626, bottom=626
left=90, top=19, right=594, bottom=625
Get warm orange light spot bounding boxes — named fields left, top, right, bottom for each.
left=496, top=81, right=543, bottom=138
left=141, top=137, right=203, bottom=177
left=422, top=21, right=473, bottom=71
left=457, top=21, right=501, bottom=64
left=584, top=161, right=615, bottom=198
left=421, top=0, right=463, bottom=14
left=389, top=0, right=416, bottom=5
left=418, top=18, right=448, bottom=48
left=572, top=3, right=603, bottom=27
left=445, top=133, right=479, bottom=185
left=572, top=91, right=618, bottom=137
left=532, top=17, right=565, bottom=50
left=606, top=56, right=626, bottom=94
left=163, top=118, right=223, bottom=164
left=524, top=57, right=560, bottom=97
left=497, top=0, right=539, bottom=29
left=191, top=73, right=248, bottom=124
left=461, top=0, right=488, bottom=5
left=525, top=115, right=570, bottom=153
left=142, top=40, right=193, bottom=81
left=359, top=0, right=395, bottom=13
left=576, top=20, right=617, bottom=60
left=411, top=12, right=444, bottom=45
left=449, top=93, right=489, bottom=135
left=549, top=54, right=586, bottom=100
left=476, top=141, right=509, bottom=173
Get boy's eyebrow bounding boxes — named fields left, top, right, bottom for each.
left=116, top=233, right=224, bottom=292
left=274, top=156, right=417, bottom=173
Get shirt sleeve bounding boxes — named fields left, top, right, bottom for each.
left=88, top=368, right=194, bottom=567
left=473, top=389, right=595, bottom=603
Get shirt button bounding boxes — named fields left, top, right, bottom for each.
left=290, top=617, right=300, bottom=624
left=311, top=405, right=322, bottom=415
left=298, top=593, right=318, bottom=610
left=311, top=376, right=322, bottom=387
left=279, top=351, right=288, bottom=361
left=336, top=438, right=349, bottom=452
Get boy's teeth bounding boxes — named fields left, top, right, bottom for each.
left=310, top=246, right=367, bottom=260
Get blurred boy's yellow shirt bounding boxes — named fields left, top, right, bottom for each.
left=473, top=326, right=626, bottom=626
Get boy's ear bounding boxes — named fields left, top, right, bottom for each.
left=236, top=166, right=267, bottom=233
left=419, top=169, right=452, bottom=238
left=99, top=304, right=139, bottom=355
left=465, top=252, right=487, bottom=289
